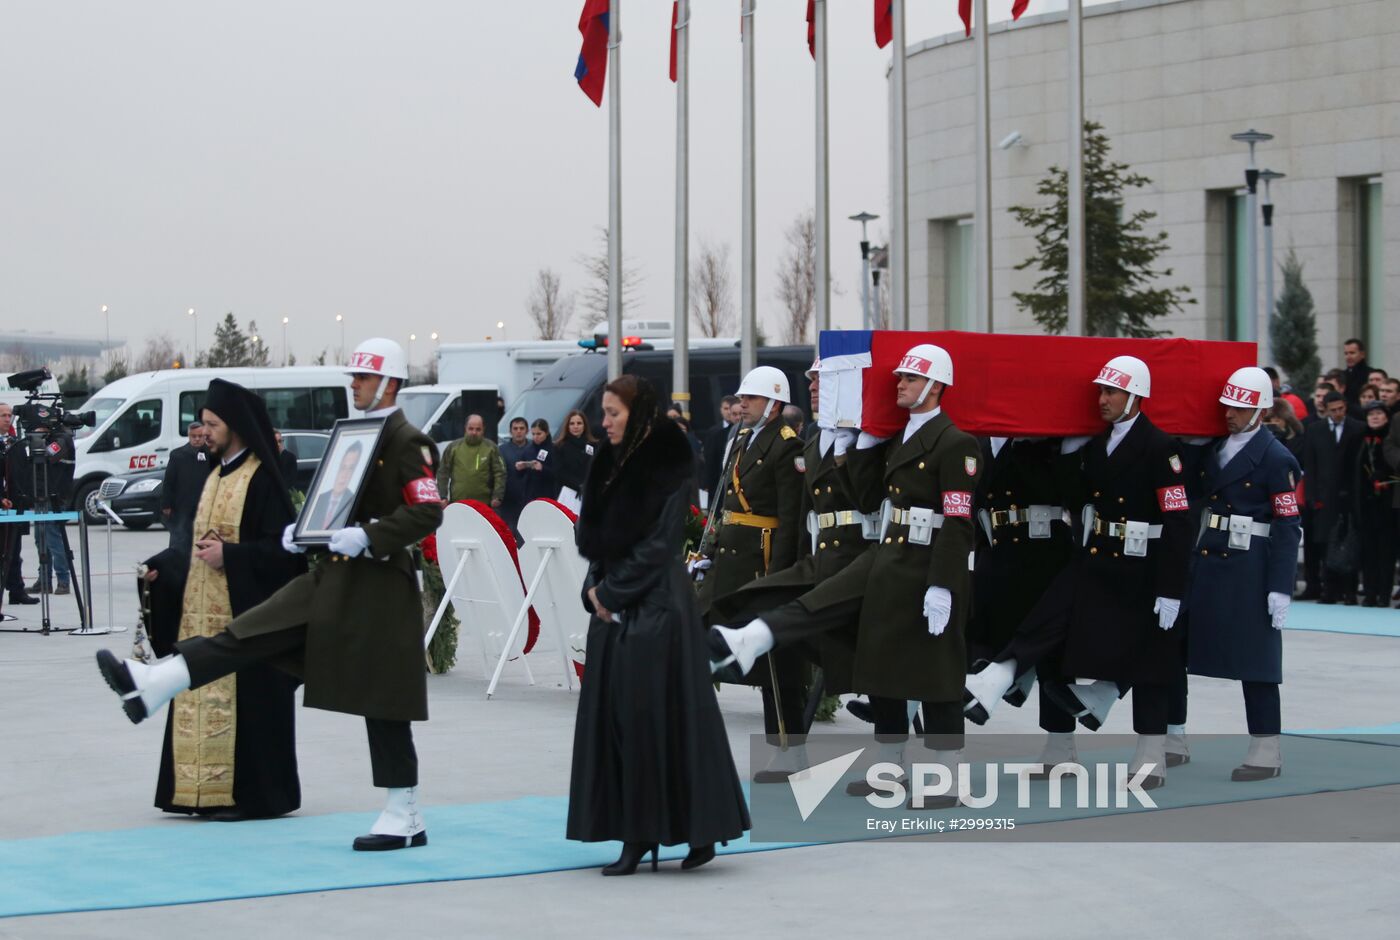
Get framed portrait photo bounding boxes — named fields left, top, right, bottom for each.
left=292, top=416, right=388, bottom=546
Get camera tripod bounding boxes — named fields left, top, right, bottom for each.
left=0, top=448, right=89, bottom=634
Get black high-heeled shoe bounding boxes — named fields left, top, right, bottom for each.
left=681, top=840, right=728, bottom=871
left=601, top=841, right=659, bottom=876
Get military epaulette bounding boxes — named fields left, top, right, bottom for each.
left=780, top=425, right=797, bottom=440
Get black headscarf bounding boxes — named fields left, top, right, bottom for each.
left=201, top=379, right=294, bottom=516
left=606, top=375, right=661, bottom=485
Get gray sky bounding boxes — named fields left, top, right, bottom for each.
left=0, top=1, right=1068, bottom=369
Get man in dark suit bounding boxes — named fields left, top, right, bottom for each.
left=306, top=441, right=366, bottom=532
left=1301, top=391, right=1365, bottom=604
left=703, top=395, right=741, bottom=502
left=161, top=421, right=211, bottom=553
left=1342, top=338, right=1372, bottom=409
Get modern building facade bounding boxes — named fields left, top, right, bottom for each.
left=904, top=0, right=1396, bottom=373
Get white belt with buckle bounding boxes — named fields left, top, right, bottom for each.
left=888, top=506, right=944, bottom=546
left=1206, top=512, right=1271, bottom=551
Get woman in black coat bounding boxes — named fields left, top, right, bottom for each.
left=1357, top=402, right=1396, bottom=606
left=552, top=410, right=596, bottom=504
left=567, top=375, right=750, bottom=875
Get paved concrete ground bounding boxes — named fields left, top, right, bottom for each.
left=3, top=527, right=1399, bottom=938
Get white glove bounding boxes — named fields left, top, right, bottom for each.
left=832, top=428, right=858, bottom=456
left=856, top=431, right=890, bottom=451
left=923, top=586, right=952, bottom=636
left=281, top=523, right=306, bottom=555
left=1060, top=436, right=1092, bottom=454
left=687, top=556, right=712, bottom=576
left=328, top=526, right=371, bottom=558
left=1267, top=592, right=1290, bottom=631
left=1153, top=596, right=1180, bottom=631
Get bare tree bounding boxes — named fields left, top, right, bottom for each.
left=575, top=226, right=644, bottom=332
left=526, top=268, right=576, bottom=340
left=690, top=239, right=735, bottom=338
left=134, top=334, right=183, bottom=372
left=776, top=211, right=817, bottom=344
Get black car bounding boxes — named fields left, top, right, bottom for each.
left=501, top=344, right=815, bottom=442
left=97, top=430, right=330, bottom=531
left=96, top=468, right=163, bottom=530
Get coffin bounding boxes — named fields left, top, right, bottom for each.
left=817, top=330, right=1256, bottom=438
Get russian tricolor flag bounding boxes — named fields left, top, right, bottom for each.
left=575, top=0, right=610, bottom=106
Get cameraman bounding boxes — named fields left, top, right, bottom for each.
left=0, top=404, right=39, bottom=605
left=9, top=410, right=74, bottom=596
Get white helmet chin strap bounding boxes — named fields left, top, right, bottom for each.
left=366, top=375, right=391, bottom=413
left=1114, top=393, right=1138, bottom=424
left=901, top=375, right=936, bottom=410
left=1244, top=407, right=1265, bottom=432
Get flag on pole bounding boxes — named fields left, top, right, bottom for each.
left=807, top=1, right=816, bottom=58
left=1012, top=0, right=1031, bottom=20
left=874, top=1, right=892, bottom=48
left=670, top=1, right=679, bottom=81
left=959, top=0, right=972, bottom=37
left=575, top=0, right=610, bottom=106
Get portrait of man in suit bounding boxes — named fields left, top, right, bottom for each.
left=304, top=439, right=367, bottom=534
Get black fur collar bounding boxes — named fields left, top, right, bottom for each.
left=576, top=418, right=693, bottom=562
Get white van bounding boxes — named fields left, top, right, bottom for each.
left=72, top=367, right=356, bottom=520
left=397, top=383, right=502, bottom=445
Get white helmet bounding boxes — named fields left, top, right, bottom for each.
left=346, top=338, right=408, bottom=381
left=893, top=343, right=954, bottom=386
left=805, top=357, right=821, bottom=379
left=1219, top=367, right=1274, bottom=410
left=893, top=343, right=953, bottom=409
left=736, top=365, right=791, bottom=404
left=1093, top=355, right=1151, bottom=398
left=1093, top=355, right=1150, bottom=424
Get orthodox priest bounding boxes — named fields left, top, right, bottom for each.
left=153, top=378, right=304, bottom=820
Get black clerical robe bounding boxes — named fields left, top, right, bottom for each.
left=154, top=451, right=305, bottom=818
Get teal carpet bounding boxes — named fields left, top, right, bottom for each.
left=3, top=734, right=1398, bottom=919
left=1286, top=600, right=1400, bottom=637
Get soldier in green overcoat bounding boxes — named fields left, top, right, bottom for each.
left=693, top=365, right=805, bottom=759
left=711, top=343, right=981, bottom=801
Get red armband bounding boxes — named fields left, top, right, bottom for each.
left=404, top=477, right=440, bottom=505
left=942, top=491, right=973, bottom=519
left=1271, top=491, right=1299, bottom=517
left=1156, top=484, right=1189, bottom=512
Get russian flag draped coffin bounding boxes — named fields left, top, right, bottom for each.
left=817, top=330, right=1256, bottom=439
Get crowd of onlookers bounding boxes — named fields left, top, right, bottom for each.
left=1273, top=338, right=1399, bottom=607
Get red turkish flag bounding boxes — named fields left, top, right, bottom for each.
left=669, top=1, right=679, bottom=81
left=1012, top=0, right=1031, bottom=21
left=959, top=0, right=972, bottom=37
left=874, top=0, right=892, bottom=48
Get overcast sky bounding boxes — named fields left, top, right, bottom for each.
left=0, top=0, right=1076, bottom=368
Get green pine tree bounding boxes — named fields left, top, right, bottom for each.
left=1270, top=249, right=1321, bottom=393
left=203, top=313, right=252, bottom=368
left=246, top=321, right=273, bottom=367
left=1009, top=121, right=1195, bottom=337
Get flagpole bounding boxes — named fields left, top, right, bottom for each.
left=890, top=0, right=908, bottom=330
left=741, top=0, right=757, bottom=374
left=814, top=0, right=830, bottom=337
left=1066, top=0, right=1085, bottom=336
left=673, top=0, right=690, bottom=416
left=607, top=0, right=623, bottom=380
left=973, top=0, right=992, bottom=333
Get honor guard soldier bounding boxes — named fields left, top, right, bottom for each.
left=969, top=435, right=1078, bottom=768
left=712, top=343, right=982, bottom=805
left=695, top=365, right=806, bottom=760
left=706, top=359, right=875, bottom=779
left=962, top=355, right=1193, bottom=789
left=1182, top=368, right=1302, bottom=781
left=97, top=338, right=444, bottom=850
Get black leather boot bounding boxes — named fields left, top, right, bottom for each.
left=601, top=842, right=658, bottom=876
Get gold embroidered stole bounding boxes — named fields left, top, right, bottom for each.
left=171, top=454, right=259, bottom=807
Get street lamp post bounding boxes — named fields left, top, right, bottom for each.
left=849, top=211, right=878, bottom=331
left=187, top=308, right=197, bottom=365
left=281, top=316, right=289, bottom=367
left=335, top=314, right=345, bottom=360
left=496, top=320, right=506, bottom=342
left=1230, top=129, right=1273, bottom=358
left=101, top=305, right=110, bottom=367
left=1258, top=168, right=1286, bottom=366
left=408, top=333, right=416, bottom=379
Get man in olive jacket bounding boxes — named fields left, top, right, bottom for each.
left=97, top=338, right=443, bottom=852
left=711, top=343, right=981, bottom=805
left=695, top=365, right=805, bottom=759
